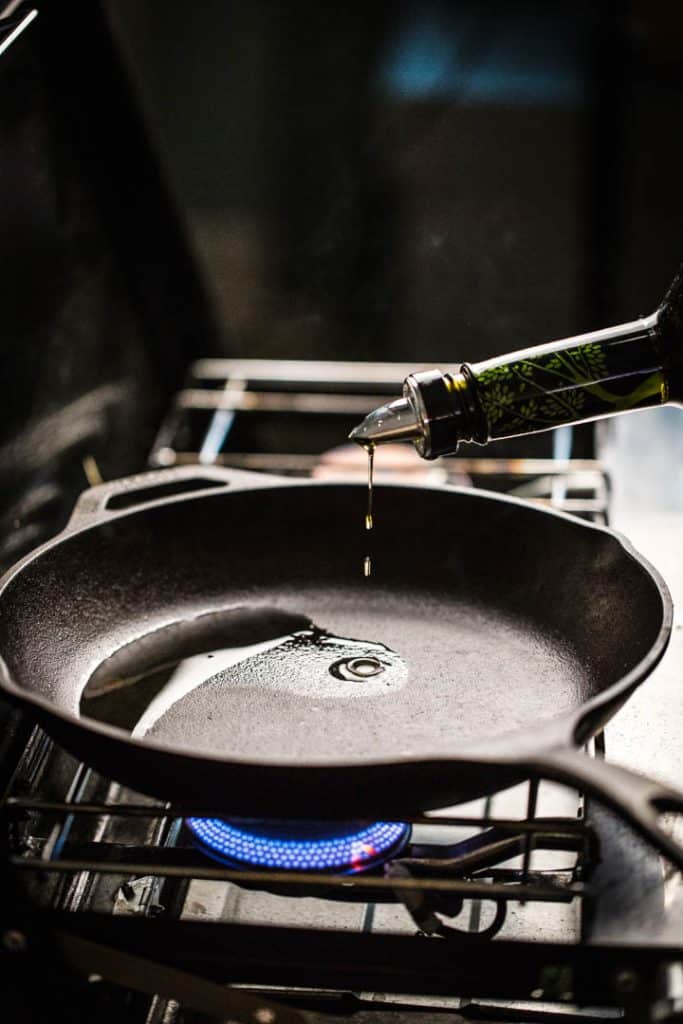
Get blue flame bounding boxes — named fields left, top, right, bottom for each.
left=186, top=818, right=410, bottom=873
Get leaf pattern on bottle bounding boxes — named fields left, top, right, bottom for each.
left=475, top=338, right=663, bottom=437
left=577, top=342, right=608, bottom=378
left=539, top=388, right=585, bottom=420
left=478, top=379, right=516, bottom=423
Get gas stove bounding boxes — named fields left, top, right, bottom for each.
left=3, top=1, right=683, bottom=1018
left=2, top=360, right=682, bottom=1024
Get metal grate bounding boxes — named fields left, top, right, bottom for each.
left=149, top=359, right=610, bottom=522
left=0, top=360, right=647, bottom=1022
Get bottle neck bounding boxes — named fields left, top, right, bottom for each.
left=407, top=308, right=679, bottom=458
left=460, top=311, right=674, bottom=445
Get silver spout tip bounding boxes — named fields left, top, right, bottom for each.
left=348, top=397, right=422, bottom=447
left=348, top=422, right=366, bottom=443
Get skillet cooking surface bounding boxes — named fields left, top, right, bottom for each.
left=82, top=585, right=588, bottom=761
left=0, top=482, right=664, bottom=769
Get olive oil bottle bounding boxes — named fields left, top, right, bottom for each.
left=350, top=265, right=683, bottom=459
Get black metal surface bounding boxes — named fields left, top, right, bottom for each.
left=0, top=466, right=678, bottom=871
left=3, top=725, right=678, bottom=1023
left=48, top=912, right=683, bottom=1010
left=0, top=1, right=220, bottom=573
left=1, top=741, right=590, bottom=917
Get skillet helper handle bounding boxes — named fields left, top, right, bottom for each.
left=535, top=746, right=683, bottom=871
left=67, top=465, right=288, bottom=528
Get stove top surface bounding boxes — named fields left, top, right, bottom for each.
left=2, top=360, right=682, bottom=1024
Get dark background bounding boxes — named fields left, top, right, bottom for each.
left=1, top=0, right=683, bottom=567
left=108, top=0, right=683, bottom=361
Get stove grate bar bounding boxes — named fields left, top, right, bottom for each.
left=2, top=797, right=590, bottom=834
left=176, top=388, right=393, bottom=414
left=9, top=854, right=581, bottom=902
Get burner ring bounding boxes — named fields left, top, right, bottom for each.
left=186, top=818, right=411, bottom=873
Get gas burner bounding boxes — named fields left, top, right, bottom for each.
left=185, top=818, right=411, bottom=873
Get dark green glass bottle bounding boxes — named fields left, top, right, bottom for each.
left=350, top=265, right=683, bottom=459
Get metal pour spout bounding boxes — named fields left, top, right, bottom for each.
left=348, top=396, right=422, bottom=447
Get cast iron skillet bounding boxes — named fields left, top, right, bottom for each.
left=0, top=465, right=681, bottom=867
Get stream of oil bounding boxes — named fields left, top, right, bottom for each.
left=363, top=442, right=374, bottom=578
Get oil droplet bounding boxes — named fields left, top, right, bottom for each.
left=365, top=443, right=374, bottom=531
left=362, top=443, right=375, bottom=576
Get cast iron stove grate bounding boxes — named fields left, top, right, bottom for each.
left=3, top=727, right=677, bottom=1023
left=2, top=361, right=679, bottom=1024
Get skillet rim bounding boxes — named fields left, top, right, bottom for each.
left=0, top=476, right=673, bottom=773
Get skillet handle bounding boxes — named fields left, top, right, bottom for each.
left=534, top=746, right=683, bottom=871
left=67, top=465, right=291, bottom=528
